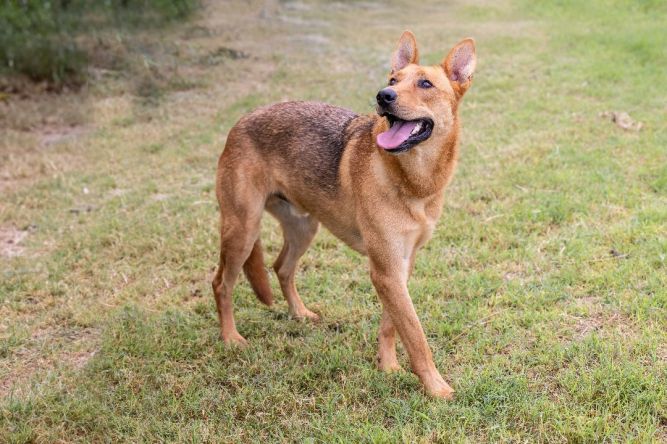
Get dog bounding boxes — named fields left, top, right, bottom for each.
left=212, top=31, right=476, bottom=398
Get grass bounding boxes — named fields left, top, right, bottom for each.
left=1, top=0, right=666, bottom=441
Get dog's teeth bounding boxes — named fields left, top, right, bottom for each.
left=411, top=122, right=423, bottom=135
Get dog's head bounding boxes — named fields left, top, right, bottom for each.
left=375, top=31, right=476, bottom=154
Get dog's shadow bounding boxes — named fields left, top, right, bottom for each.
left=232, top=307, right=350, bottom=341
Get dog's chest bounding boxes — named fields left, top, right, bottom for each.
left=405, top=195, right=443, bottom=248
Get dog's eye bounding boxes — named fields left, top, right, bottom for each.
left=388, top=78, right=397, bottom=86
left=418, top=79, right=433, bottom=89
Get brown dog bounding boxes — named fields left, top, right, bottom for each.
left=212, top=31, right=476, bottom=398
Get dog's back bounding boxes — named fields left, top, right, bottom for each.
left=229, top=101, right=363, bottom=195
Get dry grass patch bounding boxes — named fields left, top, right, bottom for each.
left=564, top=296, right=639, bottom=341
left=0, top=225, right=28, bottom=258
left=0, top=326, right=99, bottom=399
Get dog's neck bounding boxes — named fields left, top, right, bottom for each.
left=371, top=118, right=460, bottom=199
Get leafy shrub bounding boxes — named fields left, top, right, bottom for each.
left=0, top=0, right=198, bottom=88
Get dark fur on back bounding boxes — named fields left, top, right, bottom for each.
left=240, top=101, right=360, bottom=193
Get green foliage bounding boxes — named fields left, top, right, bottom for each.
left=0, top=0, right=198, bottom=86
left=0, top=1, right=85, bottom=85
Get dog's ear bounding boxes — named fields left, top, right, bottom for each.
left=391, top=31, right=419, bottom=72
left=443, top=38, right=476, bottom=97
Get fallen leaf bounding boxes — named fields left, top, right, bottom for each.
left=599, top=111, right=643, bottom=131
left=609, top=248, right=629, bottom=259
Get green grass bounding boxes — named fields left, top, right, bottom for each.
left=1, top=0, right=666, bottom=441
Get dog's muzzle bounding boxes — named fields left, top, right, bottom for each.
left=376, top=87, right=397, bottom=109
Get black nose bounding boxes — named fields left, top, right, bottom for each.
left=376, top=88, right=397, bottom=107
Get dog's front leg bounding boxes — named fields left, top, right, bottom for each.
left=369, top=256, right=454, bottom=399
left=377, top=309, right=401, bottom=372
left=376, top=247, right=419, bottom=372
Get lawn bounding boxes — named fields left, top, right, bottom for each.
left=1, top=0, right=666, bottom=442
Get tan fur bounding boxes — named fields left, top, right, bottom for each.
left=212, top=32, right=476, bottom=398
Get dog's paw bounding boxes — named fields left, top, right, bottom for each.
left=291, top=308, right=320, bottom=321
left=376, top=352, right=402, bottom=372
left=422, top=374, right=455, bottom=400
left=377, top=359, right=403, bottom=373
left=428, top=384, right=455, bottom=400
left=222, top=331, right=248, bottom=347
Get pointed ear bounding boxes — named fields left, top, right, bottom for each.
left=391, top=31, right=419, bottom=72
left=443, top=38, right=476, bottom=96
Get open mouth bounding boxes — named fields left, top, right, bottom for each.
left=376, top=114, right=433, bottom=153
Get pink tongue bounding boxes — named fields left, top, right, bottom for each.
left=377, top=120, right=418, bottom=150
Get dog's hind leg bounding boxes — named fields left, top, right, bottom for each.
left=266, top=196, right=320, bottom=320
left=212, top=197, right=265, bottom=346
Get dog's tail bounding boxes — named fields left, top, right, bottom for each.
left=243, top=239, right=274, bottom=306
